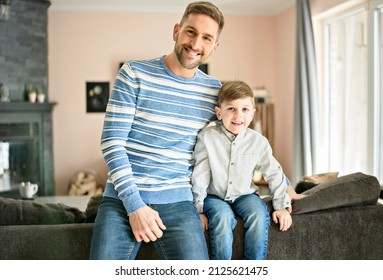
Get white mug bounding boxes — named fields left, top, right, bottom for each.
left=19, top=182, right=38, bottom=199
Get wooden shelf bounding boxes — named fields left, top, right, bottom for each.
left=249, top=102, right=274, bottom=149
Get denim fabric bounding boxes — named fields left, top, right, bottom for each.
left=204, top=193, right=270, bottom=260
left=90, top=196, right=208, bottom=260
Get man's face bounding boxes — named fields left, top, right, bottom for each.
left=173, top=13, right=220, bottom=70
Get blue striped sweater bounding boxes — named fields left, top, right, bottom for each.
left=101, top=56, right=221, bottom=215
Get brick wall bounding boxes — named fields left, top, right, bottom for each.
left=0, top=0, right=50, bottom=101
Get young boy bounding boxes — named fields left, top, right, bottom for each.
left=192, top=80, right=294, bottom=260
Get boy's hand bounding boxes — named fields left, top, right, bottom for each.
left=272, top=209, right=292, bottom=231
left=199, top=213, right=208, bottom=231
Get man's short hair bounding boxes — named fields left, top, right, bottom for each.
left=180, top=1, right=225, bottom=37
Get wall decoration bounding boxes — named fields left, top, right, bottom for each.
left=86, top=82, right=109, bottom=113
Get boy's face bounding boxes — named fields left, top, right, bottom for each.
left=215, top=97, right=255, bottom=135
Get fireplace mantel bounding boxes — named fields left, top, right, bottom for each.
left=0, top=102, right=56, bottom=196
left=0, top=102, right=56, bottom=113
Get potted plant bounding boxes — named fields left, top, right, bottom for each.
left=36, top=86, right=45, bottom=103
left=26, top=84, right=37, bottom=103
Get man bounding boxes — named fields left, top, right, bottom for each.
left=90, top=1, right=225, bottom=260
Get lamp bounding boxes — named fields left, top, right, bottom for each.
left=0, top=0, right=11, bottom=21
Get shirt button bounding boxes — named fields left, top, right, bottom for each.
left=230, top=162, right=234, bottom=165
left=229, top=181, right=232, bottom=184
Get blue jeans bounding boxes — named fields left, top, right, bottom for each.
left=204, top=193, right=270, bottom=260
left=90, top=196, right=209, bottom=260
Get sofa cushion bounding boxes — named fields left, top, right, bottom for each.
left=85, top=193, right=103, bottom=222
left=292, top=172, right=380, bottom=214
left=0, top=197, right=85, bottom=225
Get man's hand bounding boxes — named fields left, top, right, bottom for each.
left=129, top=206, right=166, bottom=243
left=199, top=213, right=208, bottom=231
left=272, top=208, right=292, bottom=231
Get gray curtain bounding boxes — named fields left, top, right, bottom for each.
left=293, top=0, right=319, bottom=184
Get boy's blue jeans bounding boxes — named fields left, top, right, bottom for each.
left=90, top=196, right=209, bottom=260
left=204, top=193, right=270, bottom=260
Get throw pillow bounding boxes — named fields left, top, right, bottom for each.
left=0, top=197, right=85, bottom=225
left=85, top=193, right=103, bottom=222
left=301, top=171, right=339, bottom=183
left=295, top=171, right=339, bottom=193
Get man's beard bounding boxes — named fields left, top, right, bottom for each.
left=174, top=44, right=206, bottom=70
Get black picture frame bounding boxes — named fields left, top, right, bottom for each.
left=86, top=82, right=109, bottom=113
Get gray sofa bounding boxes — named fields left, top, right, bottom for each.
left=1, top=172, right=383, bottom=260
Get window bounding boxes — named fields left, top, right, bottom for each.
left=315, top=0, right=383, bottom=182
left=375, top=1, right=383, bottom=180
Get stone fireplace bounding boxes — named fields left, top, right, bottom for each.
left=0, top=102, right=55, bottom=196
left=0, top=0, right=53, bottom=197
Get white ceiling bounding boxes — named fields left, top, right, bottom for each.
left=49, top=0, right=295, bottom=16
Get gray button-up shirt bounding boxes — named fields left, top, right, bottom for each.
left=192, top=121, right=291, bottom=213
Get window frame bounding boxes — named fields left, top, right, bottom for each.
left=314, top=0, right=383, bottom=181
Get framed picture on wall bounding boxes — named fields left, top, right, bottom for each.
left=86, top=82, right=109, bottom=113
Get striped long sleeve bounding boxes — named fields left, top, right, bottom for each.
left=101, top=57, right=221, bottom=215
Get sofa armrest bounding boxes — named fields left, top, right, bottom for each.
left=292, top=172, right=380, bottom=214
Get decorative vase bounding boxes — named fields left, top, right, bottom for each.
left=0, top=83, right=10, bottom=102
left=37, top=93, right=45, bottom=103
left=28, top=91, right=37, bottom=103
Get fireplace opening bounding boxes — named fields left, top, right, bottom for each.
left=0, top=123, right=40, bottom=194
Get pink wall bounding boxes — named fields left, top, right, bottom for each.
left=273, top=6, right=296, bottom=178
left=48, top=10, right=296, bottom=194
